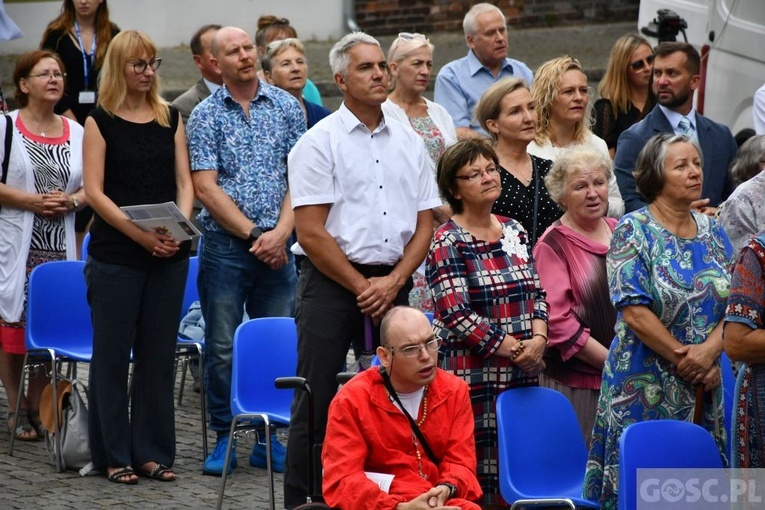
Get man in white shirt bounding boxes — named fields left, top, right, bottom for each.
left=283, top=32, right=441, bottom=508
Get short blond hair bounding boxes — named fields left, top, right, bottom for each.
left=545, top=146, right=613, bottom=207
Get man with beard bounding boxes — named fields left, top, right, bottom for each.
left=186, top=26, right=305, bottom=476
left=614, top=42, right=737, bottom=213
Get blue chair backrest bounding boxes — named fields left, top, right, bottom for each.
left=497, top=386, right=588, bottom=498
left=720, top=351, right=735, bottom=442
left=425, top=312, right=434, bottom=324
left=80, top=232, right=90, bottom=261
left=26, top=260, right=92, bottom=354
left=231, top=317, right=297, bottom=422
left=618, top=420, right=724, bottom=510
left=180, top=256, right=199, bottom=319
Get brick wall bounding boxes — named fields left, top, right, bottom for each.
left=355, top=0, right=639, bottom=35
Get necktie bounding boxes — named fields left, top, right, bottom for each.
left=678, top=116, right=694, bottom=137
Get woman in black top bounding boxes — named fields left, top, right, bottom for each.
left=593, top=34, right=655, bottom=158
left=83, top=30, right=193, bottom=484
left=41, top=0, right=119, bottom=252
left=474, top=77, right=560, bottom=247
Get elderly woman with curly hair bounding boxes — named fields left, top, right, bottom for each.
left=532, top=146, right=617, bottom=444
left=528, top=56, right=624, bottom=218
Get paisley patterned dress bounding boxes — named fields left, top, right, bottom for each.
left=583, top=208, right=734, bottom=508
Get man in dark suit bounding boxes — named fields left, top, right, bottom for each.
left=172, top=24, right=223, bottom=124
left=615, top=42, right=737, bottom=214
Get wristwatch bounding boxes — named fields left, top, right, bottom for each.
left=247, top=226, right=263, bottom=244
left=71, top=195, right=79, bottom=210
left=439, top=482, right=457, bottom=499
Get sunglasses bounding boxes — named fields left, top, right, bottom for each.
left=398, top=32, right=429, bottom=42
left=629, top=54, right=655, bottom=71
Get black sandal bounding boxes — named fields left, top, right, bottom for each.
left=27, top=410, right=45, bottom=438
left=137, top=463, right=176, bottom=482
left=107, top=466, right=139, bottom=485
left=7, top=411, right=39, bottom=441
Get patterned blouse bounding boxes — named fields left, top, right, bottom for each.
left=426, top=215, right=548, bottom=506
left=409, top=115, right=446, bottom=169
left=725, top=232, right=765, bottom=468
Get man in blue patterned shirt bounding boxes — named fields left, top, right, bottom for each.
left=186, top=26, right=306, bottom=476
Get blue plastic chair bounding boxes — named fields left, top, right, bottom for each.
left=618, top=420, right=724, bottom=510
left=173, top=255, right=207, bottom=457
left=9, top=260, right=92, bottom=471
left=217, top=317, right=298, bottom=510
left=496, top=387, right=599, bottom=509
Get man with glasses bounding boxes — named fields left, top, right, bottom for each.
left=614, top=41, right=737, bottom=213
left=186, top=26, right=305, bottom=476
left=322, top=307, right=482, bottom=510
left=284, top=31, right=441, bottom=508
left=434, top=3, right=533, bottom=140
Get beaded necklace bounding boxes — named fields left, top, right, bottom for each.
left=386, top=385, right=430, bottom=478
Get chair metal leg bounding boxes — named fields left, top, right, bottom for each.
left=197, top=344, right=208, bottom=459
left=264, top=419, right=276, bottom=510
left=8, top=353, right=30, bottom=457
left=216, top=420, right=240, bottom=510
left=177, top=357, right=188, bottom=405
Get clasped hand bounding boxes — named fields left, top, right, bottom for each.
left=396, top=486, right=459, bottom=510
left=357, top=275, right=401, bottom=322
left=33, top=190, right=72, bottom=217
left=249, top=230, right=288, bottom=270
left=675, top=343, right=720, bottom=391
left=140, top=230, right=180, bottom=258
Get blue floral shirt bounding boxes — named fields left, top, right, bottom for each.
left=186, top=81, right=305, bottom=233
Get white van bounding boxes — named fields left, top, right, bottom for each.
left=639, top=0, right=765, bottom=137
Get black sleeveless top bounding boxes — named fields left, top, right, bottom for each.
left=88, top=106, right=190, bottom=268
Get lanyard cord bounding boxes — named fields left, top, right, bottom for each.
left=74, top=20, right=97, bottom=89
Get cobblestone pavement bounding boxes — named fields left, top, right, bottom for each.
left=0, top=363, right=285, bottom=509
left=0, top=20, right=638, bottom=509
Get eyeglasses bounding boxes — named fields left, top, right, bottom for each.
left=629, top=54, right=655, bottom=71
left=129, top=58, right=162, bottom=74
left=398, top=32, right=429, bottom=42
left=384, top=338, right=441, bottom=358
left=27, top=71, right=66, bottom=81
left=455, top=167, right=498, bottom=183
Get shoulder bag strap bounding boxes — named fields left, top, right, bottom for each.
left=530, top=156, right=540, bottom=247
left=379, top=367, right=439, bottom=464
left=1, top=114, right=11, bottom=186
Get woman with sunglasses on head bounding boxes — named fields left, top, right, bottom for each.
left=427, top=140, right=548, bottom=508
left=593, top=34, right=655, bottom=158
left=40, top=0, right=119, bottom=258
left=528, top=56, right=624, bottom=218
left=83, top=30, right=193, bottom=485
left=383, top=31, right=457, bottom=311
left=0, top=50, right=85, bottom=442
left=254, top=14, right=323, bottom=106
left=261, top=38, right=330, bottom=129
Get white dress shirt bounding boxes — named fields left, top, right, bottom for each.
left=288, top=104, right=441, bottom=265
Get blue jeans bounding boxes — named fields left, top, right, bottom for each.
left=198, top=230, right=296, bottom=433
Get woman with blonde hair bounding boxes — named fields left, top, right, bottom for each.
left=529, top=56, right=624, bottom=218
left=593, top=34, right=655, bottom=157
left=254, top=14, right=322, bottom=106
left=83, top=29, right=193, bottom=484
left=261, top=38, right=330, bottom=129
left=474, top=77, right=559, bottom=247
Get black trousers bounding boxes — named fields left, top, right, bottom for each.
left=283, top=259, right=411, bottom=508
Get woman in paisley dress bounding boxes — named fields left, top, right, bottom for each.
left=383, top=32, right=457, bottom=311
left=0, top=50, right=85, bottom=441
left=723, top=232, right=765, bottom=468
left=426, top=140, right=548, bottom=507
left=583, top=133, right=734, bottom=508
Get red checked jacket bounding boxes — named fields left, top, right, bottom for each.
left=322, top=367, right=482, bottom=510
